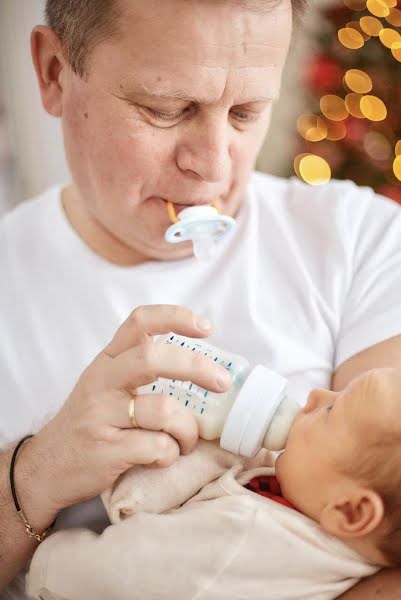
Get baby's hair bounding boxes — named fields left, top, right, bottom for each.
left=344, top=435, right=401, bottom=567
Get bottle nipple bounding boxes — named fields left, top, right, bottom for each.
left=165, top=202, right=236, bottom=262
left=262, top=396, right=300, bottom=451
left=220, top=366, right=301, bottom=457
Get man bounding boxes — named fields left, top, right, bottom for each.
left=1, top=0, right=400, bottom=597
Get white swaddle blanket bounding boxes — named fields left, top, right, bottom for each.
left=101, top=439, right=272, bottom=522
left=27, top=441, right=378, bottom=600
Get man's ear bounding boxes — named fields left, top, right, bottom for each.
left=320, top=488, right=384, bottom=539
left=31, top=25, right=66, bottom=118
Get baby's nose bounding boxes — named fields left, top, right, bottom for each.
left=303, top=389, right=336, bottom=413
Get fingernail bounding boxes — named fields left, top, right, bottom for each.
left=195, top=315, right=212, bottom=332
left=217, top=369, right=231, bottom=390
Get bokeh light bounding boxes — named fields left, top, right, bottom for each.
left=324, top=119, right=347, bottom=141
left=367, top=0, right=390, bottom=18
left=379, top=28, right=401, bottom=48
left=294, top=153, right=311, bottom=179
left=297, top=154, right=332, bottom=185
left=391, top=43, right=401, bottom=61
left=360, top=95, right=388, bottom=120
left=363, top=131, right=392, bottom=160
left=345, top=93, right=365, bottom=117
left=320, top=95, right=349, bottom=120
left=359, top=15, right=384, bottom=35
left=386, top=7, right=401, bottom=26
left=344, top=0, right=367, bottom=9
left=297, top=115, right=328, bottom=142
left=347, top=21, right=371, bottom=41
left=344, top=69, right=373, bottom=93
left=393, top=156, right=401, bottom=181
left=293, top=0, right=400, bottom=197
left=338, top=27, right=365, bottom=48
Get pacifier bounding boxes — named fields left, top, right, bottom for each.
left=165, top=201, right=236, bottom=262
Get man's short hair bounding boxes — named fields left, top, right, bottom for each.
left=45, top=0, right=307, bottom=78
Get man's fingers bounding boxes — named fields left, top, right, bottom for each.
left=108, top=393, right=199, bottom=455
left=103, top=341, right=232, bottom=394
left=134, top=393, right=199, bottom=455
left=117, top=428, right=181, bottom=468
left=103, top=305, right=212, bottom=358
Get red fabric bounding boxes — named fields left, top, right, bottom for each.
left=244, top=476, right=297, bottom=511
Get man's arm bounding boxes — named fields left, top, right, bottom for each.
left=337, top=570, right=401, bottom=600
left=332, top=333, right=401, bottom=599
left=0, top=440, right=58, bottom=591
left=331, top=334, right=401, bottom=392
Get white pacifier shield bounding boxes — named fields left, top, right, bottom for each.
left=165, top=206, right=236, bottom=244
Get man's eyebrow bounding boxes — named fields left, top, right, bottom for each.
left=135, top=89, right=206, bottom=102
left=121, top=85, right=277, bottom=104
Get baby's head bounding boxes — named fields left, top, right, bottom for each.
left=275, top=368, right=401, bottom=567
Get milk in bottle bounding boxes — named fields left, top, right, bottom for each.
left=138, top=334, right=300, bottom=457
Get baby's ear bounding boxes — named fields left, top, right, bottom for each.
left=320, top=488, right=384, bottom=539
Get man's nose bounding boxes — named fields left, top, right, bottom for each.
left=303, top=388, right=338, bottom=413
left=175, top=117, right=231, bottom=183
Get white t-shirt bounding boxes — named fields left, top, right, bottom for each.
left=1, top=172, right=401, bottom=598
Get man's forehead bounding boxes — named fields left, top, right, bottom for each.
left=116, top=0, right=292, bottom=68
left=100, top=0, right=292, bottom=104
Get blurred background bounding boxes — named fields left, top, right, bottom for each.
left=0, top=0, right=400, bottom=216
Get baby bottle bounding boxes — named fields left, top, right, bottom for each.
left=137, top=334, right=301, bottom=457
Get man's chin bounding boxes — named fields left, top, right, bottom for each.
left=144, top=238, right=195, bottom=262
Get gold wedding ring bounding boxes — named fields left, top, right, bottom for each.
left=128, top=397, right=138, bottom=428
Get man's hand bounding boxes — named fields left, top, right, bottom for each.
left=25, top=305, right=231, bottom=516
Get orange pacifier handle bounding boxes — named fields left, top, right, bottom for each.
left=167, top=200, right=220, bottom=225
left=167, top=201, right=179, bottom=224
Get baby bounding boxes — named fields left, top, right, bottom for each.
left=27, top=368, right=401, bottom=600
left=275, top=367, right=401, bottom=570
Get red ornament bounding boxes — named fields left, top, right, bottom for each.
left=304, top=54, right=344, bottom=94
left=342, top=117, right=369, bottom=146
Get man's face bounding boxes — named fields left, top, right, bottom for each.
left=58, top=0, right=292, bottom=263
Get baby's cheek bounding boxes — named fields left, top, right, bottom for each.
left=275, top=450, right=295, bottom=487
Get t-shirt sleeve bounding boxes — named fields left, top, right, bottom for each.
left=334, top=187, right=401, bottom=369
left=26, top=497, right=254, bottom=600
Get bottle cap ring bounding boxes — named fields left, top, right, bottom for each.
left=220, top=365, right=288, bottom=457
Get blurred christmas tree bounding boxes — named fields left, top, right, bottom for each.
left=295, top=0, right=401, bottom=203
